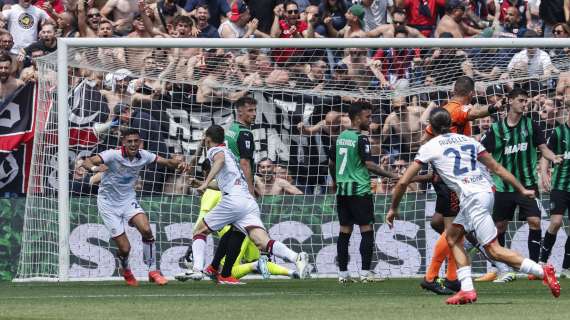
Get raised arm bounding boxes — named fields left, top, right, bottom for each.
left=77, top=0, right=89, bottom=37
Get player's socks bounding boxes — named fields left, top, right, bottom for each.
left=426, top=233, right=448, bottom=282
left=520, top=258, right=544, bottom=278
left=540, top=231, right=557, bottom=263
left=232, top=263, right=255, bottom=279
left=118, top=253, right=130, bottom=270
left=528, top=229, right=542, bottom=262
left=337, top=232, right=351, bottom=272
left=457, top=266, right=474, bottom=291
left=360, top=231, right=374, bottom=271
left=564, top=237, right=570, bottom=269
left=266, top=262, right=292, bottom=277
left=221, top=231, right=245, bottom=277
left=267, top=240, right=298, bottom=263
left=192, top=234, right=207, bottom=271
left=210, top=230, right=231, bottom=270
left=445, top=250, right=457, bottom=281
left=143, top=237, right=157, bottom=270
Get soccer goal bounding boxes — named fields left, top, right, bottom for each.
left=15, top=37, right=570, bottom=281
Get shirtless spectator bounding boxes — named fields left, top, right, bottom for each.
left=326, top=3, right=366, bottom=38
left=241, top=52, right=276, bottom=87
left=275, top=163, right=295, bottom=185
left=297, top=110, right=351, bottom=139
left=219, top=0, right=268, bottom=38
left=395, top=0, right=446, bottom=37
left=96, top=20, right=126, bottom=66
left=366, top=7, right=425, bottom=38
left=195, top=52, right=249, bottom=104
left=341, top=47, right=382, bottom=90
left=148, top=0, right=188, bottom=35
left=58, top=11, right=79, bottom=37
left=434, top=0, right=481, bottom=38
left=101, top=0, right=139, bottom=36
left=1, top=0, right=52, bottom=54
left=195, top=4, right=219, bottom=38
left=78, top=0, right=101, bottom=37
left=381, top=95, right=425, bottom=155
left=101, top=69, right=133, bottom=115
left=0, top=52, right=24, bottom=102
left=255, top=158, right=303, bottom=195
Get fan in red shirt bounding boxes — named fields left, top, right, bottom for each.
left=270, top=0, right=315, bottom=64
left=396, top=0, right=447, bottom=37
left=420, top=76, right=504, bottom=295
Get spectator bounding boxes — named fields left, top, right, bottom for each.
left=381, top=95, right=426, bottom=155
left=95, top=20, right=126, bottom=66
left=0, top=51, right=23, bottom=102
left=373, top=157, right=417, bottom=193
left=101, top=0, right=140, bottom=36
left=219, top=0, right=268, bottom=38
left=1, top=0, right=53, bottom=54
left=539, top=0, right=567, bottom=37
left=185, top=0, right=230, bottom=28
left=101, top=68, right=133, bottom=113
left=547, top=23, right=570, bottom=64
left=195, top=51, right=249, bottom=104
left=497, top=6, right=527, bottom=38
left=246, top=0, right=281, bottom=34
left=0, top=30, right=17, bottom=74
left=57, top=11, right=78, bottom=37
left=496, top=0, right=531, bottom=28
left=341, top=47, right=380, bottom=90
left=24, top=22, right=57, bottom=58
left=296, top=58, right=327, bottom=89
left=78, top=0, right=101, bottom=37
left=473, top=115, right=492, bottom=141
left=422, top=33, right=471, bottom=85
left=319, top=0, right=349, bottom=33
left=507, top=30, right=557, bottom=78
left=362, top=0, right=394, bottom=32
left=395, top=0, right=446, bottom=37
left=434, top=0, right=481, bottom=38
left=255, top=158, right=304, bottom=195
left=366, top=7, right=425, bottom=38
left=327, top=3, right=367, bottom=37
left=372, top=26, right=419, bottom=89
left=275, top=163, right=296, bottom=185
left=271, top=1, right=316, bottom=64
left=148, top=0, right=188, bottom=35
left=195, top=4, right=219, bottom=38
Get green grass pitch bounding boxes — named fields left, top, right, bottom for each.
left=0, top=278, right=568, bottom=320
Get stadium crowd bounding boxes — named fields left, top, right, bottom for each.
left=1, top=0, right=570, bottom=197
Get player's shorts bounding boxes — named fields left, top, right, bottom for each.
left=97, top=196, right=144, bottom=238
left=203, top=194, right=265, bottom=234
left=493, top=187, right=541, bottom=221
left=453, top=192, right=497, bottom=246
left=549, top=189, right=570, bottom=216
left=433, top=180, right=460, bottom=217
left=336, top=195, right=374, bottom=226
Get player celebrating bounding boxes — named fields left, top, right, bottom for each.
left=82, top=128, right=187, bottom=286
left=480, top=87, right=562, bottom=282
left=190, top=125, right=311, bottom=284
left=329, top=101, right=399, bottom=283
left=421, top=76, right=502, bottom=293
left=538, top=111, right=570, bottom=278
left=387, top=108, right=560, bottom=304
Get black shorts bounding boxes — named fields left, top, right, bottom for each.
left=493, top=187, right=541, bottom=221
left=549, top=190, right=570, bottom=216
left=336, top=195, right=374, bottom=226
left=433, top=180, right=460, bottom=217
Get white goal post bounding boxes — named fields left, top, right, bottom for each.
left=16, top=37, right=570, bottom=282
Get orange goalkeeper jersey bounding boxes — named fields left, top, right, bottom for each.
left=425, top=100, right=472, bottom=137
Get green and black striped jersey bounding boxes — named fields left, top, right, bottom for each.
left=225, top=121, right=254, bottom=171
left=330, top=129, right=372, bottom=196
left=481, top=115, right=545, bottom=192
left=547, top=124, right=570, bottom=192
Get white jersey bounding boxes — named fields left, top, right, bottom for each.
left=416, top=133, right=494, bottom=197
left=207, top=145, right=250, bottom=196
left=97, top=148, right=157, bottom=203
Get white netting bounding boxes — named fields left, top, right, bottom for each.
left=16, top=40, right=570, bottom=280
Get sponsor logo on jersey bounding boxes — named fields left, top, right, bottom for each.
left=462, top=174, right=484, bottom=184
left=504, top=142, right=528, bottom=155
left=564, top=151, right=570, bottom=160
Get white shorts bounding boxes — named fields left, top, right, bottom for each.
left=203, top=194, right=265, bottom=234
left=453, top=192, right=498, bottom=246
left=97, top=196, right=144, bottom=238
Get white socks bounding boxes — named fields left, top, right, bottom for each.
left=520, top=258, right=544, bottom=278
left=271, top=241, right=298, bottom=263
left=192, top=236, right=207, bottom=271
left=143, top=239, right=156, bottom=270
left=457, top=266, right=474, bottom=291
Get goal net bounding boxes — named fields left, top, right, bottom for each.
left=16, top=38, right=570, bottom=281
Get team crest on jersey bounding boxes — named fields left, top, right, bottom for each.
left=521, top=129, right=528, bottom=138
left=18, top=13, right=35, bottom=29
left=245, top=141, right=251, bottom=149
